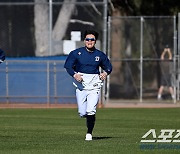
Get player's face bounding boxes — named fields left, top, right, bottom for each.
left=84, top=34, right=96, bottom=49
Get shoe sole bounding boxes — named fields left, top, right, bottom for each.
left=85, top=139, right=92, bottom=141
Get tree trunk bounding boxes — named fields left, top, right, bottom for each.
left=110, top=9, right=123, bottom=84
left=34, top=0, right=76, bottom=56
left=52, top=0, right=76, bottom=41
left=34, top=0, right=49, bottom=56
left=52, top=0, right=76, bottom=55
left=109, top=9, right=124, bottom=98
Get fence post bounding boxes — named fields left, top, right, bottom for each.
left=100, top=0, right=108, bottom=107
left=106, top=16, right=111, bottom=104
left=178, top=13, right=180, bottom=101
left=49, top=0, right=52, bottom=56
left=47, top=61, right=50, bottom=107
left=5, top=61, right=9, bottom=104
left=173, top=15, right=177, bottom=103
left=140, top=17, right=144, bottom=103
left=53, top=62, right=57, bottom=104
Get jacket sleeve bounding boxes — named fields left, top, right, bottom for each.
left=100, top=54, right=112, bottom=75
left=64, top=51, right=77, bottom=77
left=0, top=49, right=5, bottom=63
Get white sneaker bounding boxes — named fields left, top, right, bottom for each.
left=85, top=133, right=92, bottom=141
left=171, top=95, right=175, bottom=100
left=157, top=95, right=162, bottom=100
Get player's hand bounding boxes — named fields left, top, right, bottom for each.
left=73, top=73, right=83, bottom=82
left=99, top=72, right=107, bottom=80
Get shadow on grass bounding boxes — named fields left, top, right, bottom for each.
left=92, top=136, right=113, bottom=140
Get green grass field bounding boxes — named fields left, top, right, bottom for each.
left=0, top=108, right=180, bottom=154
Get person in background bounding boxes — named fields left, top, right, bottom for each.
left=157, top=45, right=175, bottom=100
left=64, top=30, right=112, bottom=141
left=0, top=49, right=5, bottom=64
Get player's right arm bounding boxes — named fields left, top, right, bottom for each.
left=64, top=51, right=77, bottom=76
left=73, top=73, right=83, bottom=82
left=64, top=51, right=83, bottom=82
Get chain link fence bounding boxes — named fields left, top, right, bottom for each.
left=107, top=16, right=178, bottom=103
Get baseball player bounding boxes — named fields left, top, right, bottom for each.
left=64, top=30, right=112, bottom=141
left=0, top=49, right=5, bottom=64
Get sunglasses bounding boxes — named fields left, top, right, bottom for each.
left=85, top=38, right=96, bottom=41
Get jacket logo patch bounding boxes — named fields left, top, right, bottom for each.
left=95, top=56, right=100, bottom=61
left=93, top=83, right=98, bottom=87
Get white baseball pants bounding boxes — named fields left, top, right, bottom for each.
left=76, top=88, right=100, bottom=117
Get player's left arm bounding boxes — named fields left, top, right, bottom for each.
left=167, top=48, right=172, bottom=60
left=99, top=54, right=112, bottom=80
left=99, top=72, right=108, bottom=80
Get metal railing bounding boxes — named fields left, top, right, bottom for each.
left=0, top=60, right=76, bottom=104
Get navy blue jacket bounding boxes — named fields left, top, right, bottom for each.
left=64, top=47, right=112, bottom=76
